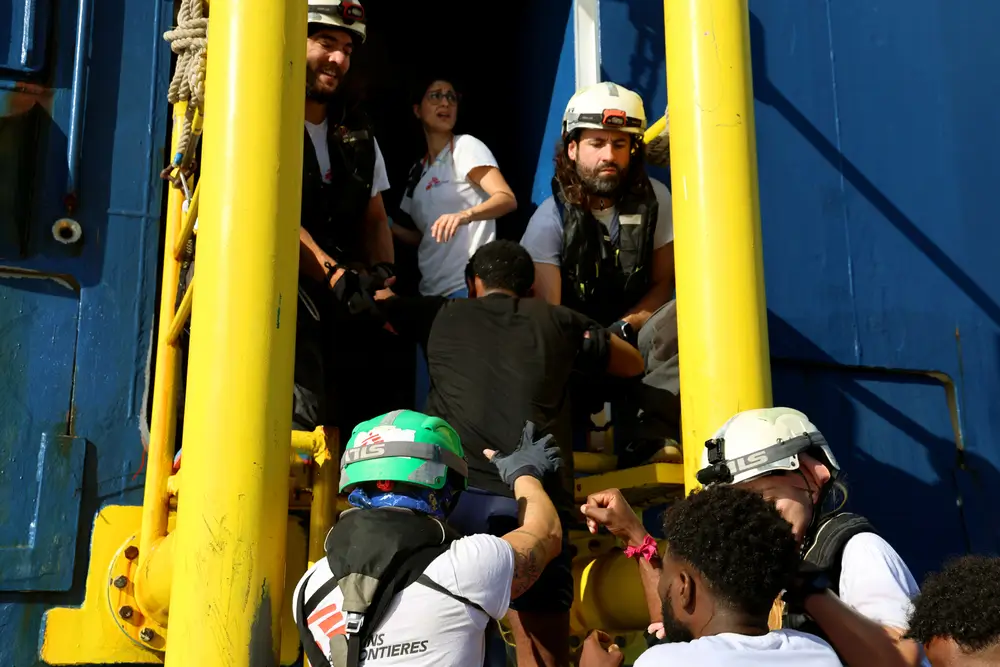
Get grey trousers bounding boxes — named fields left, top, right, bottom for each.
left=631, top=299, right=682, bottom=443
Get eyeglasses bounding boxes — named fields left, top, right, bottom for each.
left=426, top=90, right=461, bottom=105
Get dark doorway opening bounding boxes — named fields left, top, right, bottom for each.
left=347, top=0, right=572, bottom=408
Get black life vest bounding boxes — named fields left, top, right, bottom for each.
left=295, top=507, right=486, bottom=667
left=553, top=176, right=658, bottom=326
left=783, top=512, right=877, bottom=646
left=301, top=101, right=377, bottom=266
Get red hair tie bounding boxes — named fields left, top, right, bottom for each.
left=624, top=534, right=658, bottom=562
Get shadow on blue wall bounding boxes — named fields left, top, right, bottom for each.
left=598, top=0, right=670, bottom=186
left=768, top=312, right=999, bottom=580
left=748, top=12, right=1000, bottom=329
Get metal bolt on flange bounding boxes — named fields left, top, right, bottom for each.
left=139, top=628, right=156, bottom=642
left=124, top=545, right=139, bottom=560
left=113, top=575, right=128, bottom=589
left=119, top=605, right=133, bottom=620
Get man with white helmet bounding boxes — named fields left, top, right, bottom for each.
left=294, top=1, right=399, bottom=437
left=520, top=82, right=679, bottom=468
left=693, top=407, right=928, bottom=666
left=580, top=407, right=929, bottom=667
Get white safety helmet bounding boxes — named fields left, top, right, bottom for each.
left=308, top=0, right=367, bottom=44
left=562, top=82, right=647, bottom=138
left=696, top=407, right=840, bottom=487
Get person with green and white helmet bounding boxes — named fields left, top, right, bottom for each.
left=293, top=410, right=563, bottom=667
left=580, top=407, right=929, bottom=667
left=693, top=407, right=928, bottom=667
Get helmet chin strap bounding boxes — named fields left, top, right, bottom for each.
left=796, top=462, right=837, bottom=559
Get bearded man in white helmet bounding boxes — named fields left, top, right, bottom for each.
left=580, top=407, right=930, bottom=667
left=520, top=82, right=680, bottom=469
left=293, top=1, right=400, bottom=438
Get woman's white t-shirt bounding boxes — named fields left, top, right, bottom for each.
left=399, top=134, right=500, bottom=296
left=292, top=534, right=514, bottom=667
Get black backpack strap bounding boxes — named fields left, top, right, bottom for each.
left=416, top=574, right=488, bottom=616
left=297, top=569, right=339, bottom=667
left=348, top=543, right=450, bottom=663
left=347, top=634, right=362, bottom=667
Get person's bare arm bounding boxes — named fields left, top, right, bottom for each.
left=621, top=242, right=674, bottom=330
left=533, top=263, right=562, bottom=305
left=429, top=166, right=517, bottom=243
left=299, top=226, right=345, bottom=286
left=485, top=425, right=564, bottom=600
left=501, top=476, right=562, bottom=599
left=581, top=489, right=661, bottom=624
left=363, top=193, right=394, bottom=265
left=606, top=334, right=644, bottom=378
left=803, top=593, right=924, bottom=667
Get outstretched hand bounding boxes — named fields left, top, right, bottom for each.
left=484, top=421, right=562, bottom=489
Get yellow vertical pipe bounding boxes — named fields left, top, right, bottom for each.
left=665, top=0, right=772, bottom=493
left=164, top=0, right=305, bottom=663
left=309, top=428, right=340, bottom=565
left=138, top=102, right=187, bottom=565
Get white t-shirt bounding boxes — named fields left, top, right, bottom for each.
left=399, top=134, right=500, bottom=296
left=305, top=119, right=390, bottom=197
left=634, top=630, right=841, bottom=666
left=838, top=532, right=930, bottom=666
left=520, top=177, right=675, bottom=267
left=292, top=534, right=514, bottom=667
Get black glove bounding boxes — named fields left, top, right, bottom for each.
left=781, top=570, right=832, bottom=610
left=327, top=263, right=376, bottom=316
left=609, top=319, right=638, bottom=348
left=489, top=421, right=563, bottom=489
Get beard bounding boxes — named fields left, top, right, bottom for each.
left=661, top=591, right=696, bottom=643
left=306, top=63, right=343, bottom=102
left=577, top=160, right=626, bottom=196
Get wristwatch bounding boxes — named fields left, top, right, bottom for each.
left=610, top=320, right=638, bottom=348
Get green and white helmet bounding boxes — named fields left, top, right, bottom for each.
left=339, top=410, right=468, bottom=493
left=696, top=407, right=840, bottom=487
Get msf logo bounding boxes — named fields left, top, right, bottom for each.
left=726, top=449, right=772, bottom=476
left=343, top=432, right=386, bottom=465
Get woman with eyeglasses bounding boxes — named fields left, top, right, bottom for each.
left=395, top=75, right=517, bottom=408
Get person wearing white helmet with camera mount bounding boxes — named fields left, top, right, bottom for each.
left=520, top=82, right=680, bottom=470
left=580, top=407, right=929, bottom=667
left=694, top=407, right=929, bottom=667
left=294, top=1, right=400, bottom=439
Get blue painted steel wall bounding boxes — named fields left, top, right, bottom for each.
left=0, top=0, right=173, bottom=664
left=598, top=0, right=1000, bottom=580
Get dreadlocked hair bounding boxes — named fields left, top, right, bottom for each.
left=664, top=485, right=800, bottom=618
left=553, top=131, right=653, bottom=206
left=906, top=555, right=1000, bottom=652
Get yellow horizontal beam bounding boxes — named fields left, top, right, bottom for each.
left=644, top=114, right=668, bottom=145
left=573, top=463, right=684, bottom=504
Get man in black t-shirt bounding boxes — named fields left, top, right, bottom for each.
left=368, top=240, right=644, bottom=667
